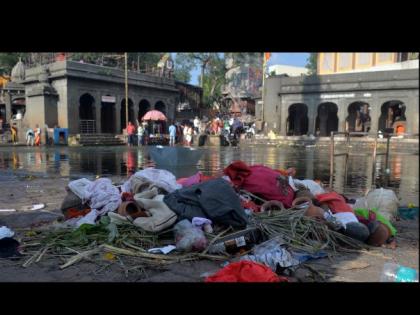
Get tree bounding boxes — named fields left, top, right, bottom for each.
left=0, top=52, right=29, bottom=75
left=173, top=53, right=193, bottom=83
left=305, top=53, right=317, bottom=75
left=174, top=53, right=224, bottom=107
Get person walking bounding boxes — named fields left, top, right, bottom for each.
left=169, top=122, right=177, bottom=146
left=126, top=121, right=136, bottom=147
left=26, top=127, right=35, bottom=146
left=137, top=123, right=145, bottom=146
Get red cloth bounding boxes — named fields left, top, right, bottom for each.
left=126, top=124, right=136, bottom=135
left=224, top=161, right=294, bottom=208
left=241, top=199, right=261, bottom=213
left=205, top=261, right=287, bottom=283
left=315, top=192, right=354, bottom=214
left=121, top=192, right=134, bottom=202
left=224, top=161, right=252, bottom=186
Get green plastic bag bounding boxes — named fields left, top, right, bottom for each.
left=354, top=208, right=397, bottom=236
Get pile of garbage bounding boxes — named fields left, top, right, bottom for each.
left=6, top=161, right=405, bottom=282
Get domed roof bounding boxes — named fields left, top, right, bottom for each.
left=11, top=59, right=25, bottom=82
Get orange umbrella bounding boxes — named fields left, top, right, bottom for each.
left=141, top=110, right=167, bottom=121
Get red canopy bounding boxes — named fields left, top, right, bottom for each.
left=141, top=110, right=167, bottom=121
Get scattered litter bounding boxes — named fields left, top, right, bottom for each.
left=148, top=245, right=177, bottom=255
left=20, top=203, right=45, bottom=211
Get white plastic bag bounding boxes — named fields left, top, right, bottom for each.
left=357, top=188, right=399, bottom=221
left=0, top=226, right=14, bottom=239
left=174, top=220, right=208, bottom=252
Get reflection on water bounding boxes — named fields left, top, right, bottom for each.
left=0, top=145, right=418, bottom=205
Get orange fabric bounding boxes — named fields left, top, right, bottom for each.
left=264, top=52, right=271, bottom=62
left=64, top=207, right=91, bottom=220
left=396, top=125, right=405, bottom=134
left=315, top=192, right=354, bottom=214
left=34, top=134, right=41, bottom=146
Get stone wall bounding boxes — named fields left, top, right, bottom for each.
left=263, top=69, right=419, bottom=135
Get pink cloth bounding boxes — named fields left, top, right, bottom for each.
left=177, top=172, right=214, bottom=187
left=224, top=161, right=294, bottom=208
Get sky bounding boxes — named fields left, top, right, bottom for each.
left=187, top=53, right=310, bottom=85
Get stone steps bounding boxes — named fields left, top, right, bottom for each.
left=69, top=134, right=126, bottom=146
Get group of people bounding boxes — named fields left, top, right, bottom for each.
left=126, top=121, right=148, bottom=147
left=169, top=121, right=194, bottom=147
left=25, top=125, right=42, bottom=146
left=126, top=115, right=247, bottom=147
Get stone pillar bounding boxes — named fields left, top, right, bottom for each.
left=307, top=102, right=317, bottom=136
left=115, top=96, right=122, bottom=133
left=369, top=97, right=380, bottom=133
left=405, top=94, right=418, bottom=134
left=280, top=100, right=288, bottom=136
left=4, top=92, right=12, bottom=122
left=133, top=98, right=139, bottom=123
left=337, top=100, right=347, bottom=132
left=95, top=93, right=101, bottom=133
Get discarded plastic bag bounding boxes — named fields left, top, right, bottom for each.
left=240, top=237, right=300, bottom=270
left=148, top=245, right=177, bottom=255
left=0, top=226, right=15, bottom=239
left=365, top=188, right=399, bottom=221
left=174, top=219, right=208, bottom=252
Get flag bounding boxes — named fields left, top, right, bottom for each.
left=264, top=52, right=271, bottom=63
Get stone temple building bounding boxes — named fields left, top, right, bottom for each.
left=19, top=60, right=180, bottom=136
left=261, top=53, right=419, bottom=136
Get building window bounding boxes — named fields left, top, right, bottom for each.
left=355, top=52, right=373, bottom=68
left=337, top=53, right=353, bottom=71
left=376, top=53, right=395, bottom=65
left=321, top=53, right=335, bottom=73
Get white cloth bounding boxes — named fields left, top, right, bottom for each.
left=333, top=212, right=359, bottom=228
left=132, top=168, right=181, bottom=193
left=293, top=179, right=325, bottom=196
left=120, top=180, right=132, bottom=193
left=0, top=226, right=14, bottom=239
left=83, top=178, right=121, bottom=215
left=75, top=209, right=98, bottom=227
left=68, top=178, right=93, bottom=201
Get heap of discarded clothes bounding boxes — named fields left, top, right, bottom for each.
left=25, top=161, right=400, bottom=281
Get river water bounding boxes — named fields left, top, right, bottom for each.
left=0, top=143, right=418, bottom=205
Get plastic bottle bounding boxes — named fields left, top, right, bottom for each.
left=208, top=228, right=262, bottom=255
left=380, top=263, right=418, bottom=282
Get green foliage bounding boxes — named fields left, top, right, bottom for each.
left=0, top=52, right=29, bottom=74
left=306, top=53, right=317, bottom=75
left=173, top=53, right=193, bottom=83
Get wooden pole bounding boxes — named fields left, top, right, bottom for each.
left=262, top=57, right=266, bottom=124
left=371, top=131, right=379, bottom=189
left=329, top=131, right=335, bottom=188
left=125, top=53, right=129, bottom=129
